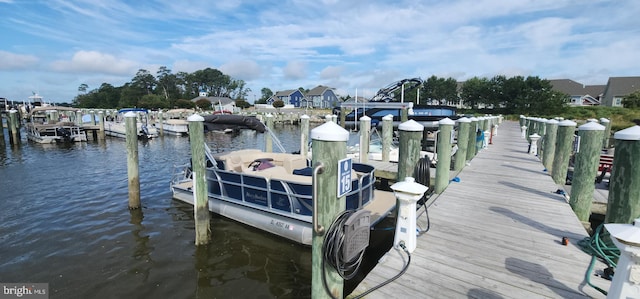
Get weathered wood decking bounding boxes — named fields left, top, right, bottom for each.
left=353, top=120, right=611, bottom=298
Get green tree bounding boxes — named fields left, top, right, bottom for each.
left=461, top=77, right=491, bottom=109
left=622, top=90, right=640, bottom=108
left=174, top=99, right=195, bottom=109
left=421, top=76, right=458, bottom=105
left=259, top=87, right=273, bottom=104
left=195, top=99, right=212, bottom=110
left=235, top=99, right=251, bottom=109
left=273, top=99, right=285, bottom=109
left=78, top=83, right=88, bottom=94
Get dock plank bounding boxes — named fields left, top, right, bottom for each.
left=351, top=121, right=611, bottom=299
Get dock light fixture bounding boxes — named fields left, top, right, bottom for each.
left=390, top=177, right=428, bottom=253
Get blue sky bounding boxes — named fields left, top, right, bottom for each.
left=1, top=0, right=639, bottom=103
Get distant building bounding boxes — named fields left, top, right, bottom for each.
left=600, top=76, right=640, bottom=107
left=269, top=89, right=305, bottom=107
left=305, top=85, right=339, bottom=109
left=549, top=79, right=604, bottom=106
left=191, top=91, right=236, bottom=112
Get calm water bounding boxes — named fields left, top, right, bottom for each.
left=0, top=124, right=315, bottom=298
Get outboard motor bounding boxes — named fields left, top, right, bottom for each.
left=139, top=124, right=151, bottom=140
left=56, top=127, right=72, bottom=143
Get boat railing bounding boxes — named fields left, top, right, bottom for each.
left=263, top=123, right=287, bottom=153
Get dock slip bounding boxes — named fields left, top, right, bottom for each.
left=353, top=120, right=611, bottom=298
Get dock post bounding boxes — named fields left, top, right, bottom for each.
left=381, top=114, right=393, bottom=163
left=90, top=110, right=96, bottom=126
left=400, top=107, right=408, bottom=123
left=265, top=113, right=273, bottom=153
left=300, top=114, right=310, bottom=157
left=0, top=112, right=5, bottom=140
left=605, top=125, right=640, bottom=224
left=542, top=119, right=558, bottom=172
left=310, top=121, right=349, bottom=299
left=339, top=107, right=346, bottom=128
left=536, top=118, right=546, bottom=157
left=600, top=118, right=611, bottom=149
left=188, top=114, right=211, bottom=245
left=75, top=110, right=82, bottom=125
left=551, top=120, right=577, bottom=185
left=158, top=111, right=164, bottom=136
left=359, top=116, right=371, bottom=163
left=98, top=111, right=105, bottom=140
left=569, top=122, right=605, bottom=223
left=124, top=112, right=140, bottom=209
left=8, top=109, right=19, bottom=145
left=466, top=117, right=478, bottom=161
left=435, top=118, right=455, bottom=194
left=398, top=120, right=424, bottom=183
left=454, top=117, right=470, bottom=171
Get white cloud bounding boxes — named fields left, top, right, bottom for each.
left=283, top=61, right=307, bottom=80
left=50, top=51, right=138, bottom=75
left=219, top=60, right=263, bottom=81
left=0, top=51, right=38, bottom=70
left=319, top=66, right=343, bottom=80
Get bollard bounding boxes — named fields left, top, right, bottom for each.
left=265, top=114, right=273, bottom=152
left=605, top=125, right=640, bottom=225
left=300, top=115, right=310, bottom=157
left=435, top=118, right=454, bottom=193
left=569, top=122, right=605, bottom=223
left=158, top=111, right=164, bottom=136
left=521, top=125, right=527, bottom=139
left=188, top=114, right=211, bottom=245
left=310, top=121, right=349, bottom=299
left=339, top=107, right=346, bottom=128
left=604, top=219, right=640, bottom=298
left=542, top=119, right=558, bottom=172
left=397, top=120, right=424, bottom=183
left=359, top=116, right=371, bottom=163
left=400, top=107, right=408, bottom=123
left=8, top=109, right=19, bottom=145
left=454, top=117, right=470, bottom=171
left=75, top=110, right=82, bottom=126
left=551, top=120, right=577, bottom=185
left=381, top=114, right=393, bottom=163
left=528, top=133, right=541, bottom=155
left=600, top=118, right=611, bottom=149
left=467, top=117, right=478, bottom=161
left=125, top=112, right=140, bottom=209
left=98, top=111, right=105, bottom=140
left=519, top=115, right=525, bottom=128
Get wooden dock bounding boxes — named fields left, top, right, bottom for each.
left=352, top=120, right=611, bottom=298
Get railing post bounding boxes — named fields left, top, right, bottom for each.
left=310, top=121, right=349, bottom=299
left=467, top=117, right=478, bottom=161
left=569, top=122, right=604, bottom=223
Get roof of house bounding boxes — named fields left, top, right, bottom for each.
left=603, top=76, right=640, bottom=97
left=274, top=90, right=300, bottom=97
left=549, top=79, right=586, bottom=95
left=306, top=85, right=333, bottom=96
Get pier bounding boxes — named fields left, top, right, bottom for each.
left=352, top=120, right=611, bottom=298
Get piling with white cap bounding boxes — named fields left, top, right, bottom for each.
left=551, top=120, right=577, bottom=185
left=188, top=114, right=210, bottom=245
left=605, top=125, right=640, bottom=225
left=569, top=122, right=605, bottom=223
left=435, top=118, right=455, bottom=194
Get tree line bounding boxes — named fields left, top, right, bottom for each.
left=74, top=67, right=251, bottom=110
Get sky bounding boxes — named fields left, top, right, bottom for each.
left=1, top=0, right=639, bottom=104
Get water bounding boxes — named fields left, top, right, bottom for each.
left=0, top=124, right=315, bottom=298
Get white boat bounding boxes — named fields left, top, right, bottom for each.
left=104, top=108, right=158, bottom=139
left=25, top=106, right=87, bottom=143
left=161, top=109, right=193, bottom=136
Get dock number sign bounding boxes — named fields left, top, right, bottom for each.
left=338, top=158, right=352, bottom=197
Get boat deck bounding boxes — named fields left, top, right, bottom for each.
left=351, top=120, right=611, bottom=298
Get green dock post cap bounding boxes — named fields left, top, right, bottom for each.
left=439, top=117, right=455, bottom=125
left=456, top=117, right=471, bottom=123
left=578, top=122, right=605, bottom=131
left=614, top=125, right=640, bottom=141
left=187, top=114, right=204, bottom=122
left=310, top=121, right=349, bottom=141
left=383, top=114, right=393, bottom=121
left=558, top=120, right=577, bottom=127
left=124, top=111, right=137, bottom=118
left=399, top=119, right=424, bottom=131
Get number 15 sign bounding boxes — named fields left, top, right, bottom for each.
left=337, top=158, right=352, bottom=198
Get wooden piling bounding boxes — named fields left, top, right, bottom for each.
left=158, top=111, right=164, bottom=136
left=98, top=111, right=105, bottom=140
left=605, top=125, right=640, bottom=224
left=382, top=115, right=393, bottom=163
left=339, top=107, right=346, bottom=128
left=300, top=114, right=310, bottom=157
left=125, top=112, right=140, bottom=209
left=8, top=109, right=19, bottom=145
left=467, top=117, right=478, bottom=161
left=551, top=120, right=577, bottom=185
left=359, top=116, right=371, bottom=163
left=569, top=122, right=605, bottom=222
left=397, top=120, right=424, bottom=183
left=435, top=118, right=455, bottom=194
left=541, top=119, right=558, bottom=172
left=454, top=117, right=470, bottom=171
left=265, top=114, right=273, bottom=152
left=400, top=107, right=408, bottom=123
left=0, top=112, right=5, bottom=139
left=188, top=114, right=211, bottom=245
left=310, top=122, right=349, bottom=299
left=600, top=118, right=611, bottom=149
